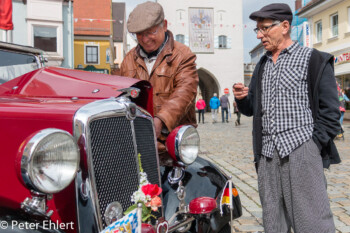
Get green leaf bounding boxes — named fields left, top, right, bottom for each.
left=124, top=204, right=137, bottom=215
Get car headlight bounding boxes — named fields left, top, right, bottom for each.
left=21, top=128, right=80, bottom=194
left=166, top=125, right=200, bottom=165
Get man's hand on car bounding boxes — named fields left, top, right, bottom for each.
left=154, top=117, right=163, bottom=138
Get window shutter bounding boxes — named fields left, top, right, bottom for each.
left=214, top=36, right=219, bottom=49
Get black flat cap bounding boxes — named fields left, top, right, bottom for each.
left=249, top=3, right=293, bottom=24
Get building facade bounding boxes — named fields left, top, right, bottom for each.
left=112, top=2, right=127, bottom=74
left=0, top=0, right=74, bottom=68
left=297, top=0, right=350, bottom=91
left=73, top=0, right=113, bottom=74
left=158, top=0, right=244, bottom=110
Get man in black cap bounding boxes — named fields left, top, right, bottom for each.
left=120, top=2, right=198, bottom=165
left=233, top=3, right=340, bottom=232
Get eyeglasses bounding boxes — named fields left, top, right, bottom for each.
left=253, top=22, right=280, bottom=34
left=135, top=26, right=160, bottom=38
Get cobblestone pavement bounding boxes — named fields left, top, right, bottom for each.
left=197, top=113, right=350, bottom=233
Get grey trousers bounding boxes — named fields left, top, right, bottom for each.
left=257, top=139, right=335, bottom=233
left=211, top=109, right=218, bottom=122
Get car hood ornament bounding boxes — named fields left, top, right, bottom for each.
left=118, top=87, right=140, bottom=98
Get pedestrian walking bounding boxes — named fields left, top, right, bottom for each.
left=196, top=96, right=206, bottom=124
left=209, top=93, right=220, bottom=123
left=233, top=101, right=241, bottom=126
left=120, top=1, right=198, bottom=161
left=233, top=3, right=341, bottom=233
left=337, top=87, right=349, bottom=139
left=220, top=94, right=230, bottom=123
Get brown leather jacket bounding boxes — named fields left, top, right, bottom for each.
left=120, top=30, right=198, bottom=153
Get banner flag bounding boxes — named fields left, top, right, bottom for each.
left=0, top=0, right=13, bottom=30
left=100, top=209, right=139, bottom=233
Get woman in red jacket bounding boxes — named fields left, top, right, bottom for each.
left=196, top=96, right=206, bottom=124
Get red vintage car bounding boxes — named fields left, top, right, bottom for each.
left=0, top=42, right=241, bottom=233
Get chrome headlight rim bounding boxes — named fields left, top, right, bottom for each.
left=175, top=125, right=199, bottom=165
left=21, top=128, right=80, bottom=194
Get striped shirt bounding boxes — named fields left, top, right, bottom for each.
left=261, top=42, right=314, bottom=158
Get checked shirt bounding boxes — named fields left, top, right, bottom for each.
left=261, top=42, right=313, bottom=158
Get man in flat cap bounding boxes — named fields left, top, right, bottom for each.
left=120, top=1, right=198, bottom=163
left=233, top=3, right=340, bottom=232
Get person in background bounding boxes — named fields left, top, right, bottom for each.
left=120, top=1, right=198, bottom=165
left=233, top=101, right=241, bottom=126
left=196, top=95, right=206, bottom=124
left=209, top=93, right=220, bottom=123
left=233, top=3, right=340, bottom=232
left=338, top=87, right=349, bottom=138
left=220, top=94, right=230, bottom=123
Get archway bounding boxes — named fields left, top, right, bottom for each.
left=197, top=68, right=220, bottom=112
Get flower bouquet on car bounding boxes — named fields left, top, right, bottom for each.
left=100, top=154, right=162, bottom=233
left=124, top=154, right=162, bottom=222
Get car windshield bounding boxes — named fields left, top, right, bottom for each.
left=0, top=49, right=40, bottom=84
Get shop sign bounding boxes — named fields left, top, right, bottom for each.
left=334, top=52, right=350, bottom=65
left=303, top=22, right=310, bottom=48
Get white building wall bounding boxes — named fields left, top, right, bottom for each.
left=158, top=0, right=244, bottom=106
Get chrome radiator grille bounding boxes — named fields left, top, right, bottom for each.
left=89, top=115, right=159, bottom=228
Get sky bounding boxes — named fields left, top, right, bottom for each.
left=113, top=0, right=295, bottom=63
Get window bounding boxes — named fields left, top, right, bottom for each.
left=175, top=34, right=185, bottom=44
left=330, top=13, right=338, bottom=37
left=33, top=26, right=57, bottom=52
left=315, top=21, right=322, bottom=42
left=219, top=35, right=227, bottom=48
left=85, top=46, right=98, bottom=64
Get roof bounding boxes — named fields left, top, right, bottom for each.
left=296, top=0, right=325, bottom=16
left=112, top=2, right=126, bottom=42
left=249, top=42, right=264, bottom=54
left=73, top=0, right=111, bottom=36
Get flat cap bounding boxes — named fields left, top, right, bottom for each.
left=127, top=1, right=164, bottom=33
left=249, top=3, right=293, bottom=24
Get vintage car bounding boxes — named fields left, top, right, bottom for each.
left=0, top=41, right=242, bottom=233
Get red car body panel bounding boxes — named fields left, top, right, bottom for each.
left=0, top=67, right=140, bottom=98
left=0, top=67, right=153, bottom=233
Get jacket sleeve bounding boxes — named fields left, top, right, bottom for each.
left=312, top=62, right=341, bottom=149
left=155, top=52, right=199, bottom=132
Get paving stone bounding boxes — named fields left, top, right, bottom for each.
left=235, top=225, right=264, bottom=232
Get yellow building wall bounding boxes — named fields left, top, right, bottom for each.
left=312, top=0, right=350, bottom=51
left=74, top=40, right=112, bottom=74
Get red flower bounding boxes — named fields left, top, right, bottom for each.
left=141, top=184, right=162, bottom=197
